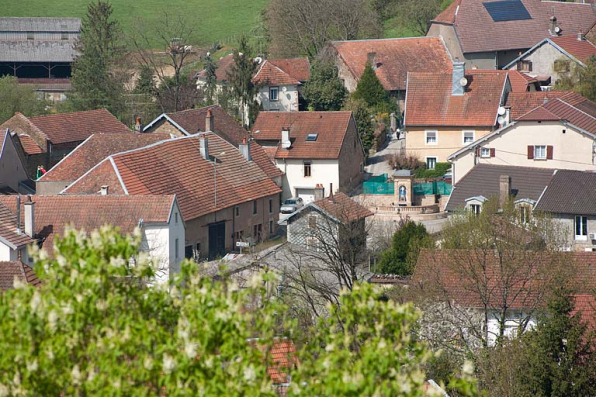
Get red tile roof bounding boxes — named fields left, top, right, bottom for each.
left=432, top=0, right=596, bottom=54
left=251, top=111, right=354, bottom=160
left=266, top=339, right=297, bottom=385
left=252, top=60, right=300, bottom=86
left=507, top=70, right=535, bottom=92
left=331, top=37, right=453, bottom=91
left=571, top=294, right=596, bottom=330
left=39, top=133, right=169, bottom=182
left=64, top=134, right=282, bottom=221
left=0, top=195, right=176, bottom=258
left=506, top=90, right=574, bottom=119
left=313, top=192, right=373, bottom=223
left=405, top=70, right=507, bottom=127
left=0, top=200, right=34, bottom=249
left=0, top=261, right=40, bottom=291
left=517, top=96, right=596, bottom=134
left=17, top=134, right=43, bottom=155
left=550, top=35, right=596, bottom=64
left=268, top=58, right=310, bottom=82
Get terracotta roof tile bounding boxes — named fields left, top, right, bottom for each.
left=551, top=35, right=596, bottom=64
left=0, top=195, right=176, bottom=258
left=571, top=294, right=596, bottom=330
left=252, top=111, right=354, bottom=160
left=405, top=70, right=507, bottom=127
left=0, top=261, right=40, bottom=291
left=17, top=134, right=43, bottom=155
left=313, top=192, right=373, bottom=223
left=331, top=37, right=453, bottom=91
left=64, top=134, right=282, bottom=221
left=39, top=133, right=169, bottom=182
left=515, top=95, right=596, bottom=134
left=534, top=169, right=596, bottom=215
left=0, top=200, right=34, bottom=248
left=506, top=90, right=574, bottom=119
left=268, top=58, right=310, bottom=82
left=252, top=60, right=300, bottom=86
left=432, top=0, right=596, bottom=53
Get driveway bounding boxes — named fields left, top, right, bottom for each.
left=365, top=137, right=405, bottom=177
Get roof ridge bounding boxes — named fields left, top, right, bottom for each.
left=332, top=36, right=441, bottom=44
left=550, top=97, right=596, bottom=122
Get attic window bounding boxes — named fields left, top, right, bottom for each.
left=306, top=133, right=318, bottom=142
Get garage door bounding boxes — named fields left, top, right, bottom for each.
left=296, top=188, right=316, bottom=203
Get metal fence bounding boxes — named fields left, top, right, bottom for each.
left=363, top=174, right=395, bottom=195
left=364, top=174, right=452, bottom=196
left=413, top=181, right=452, bottom=196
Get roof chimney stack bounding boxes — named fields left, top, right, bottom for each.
left=452, top=59, right=466, bottom=96
left=281, top=127, right=291, bottom=149
left=24, top=195, right=34, bottom=238
left=578, top=30, right=585, bottom=41
left=205, top=108, right=213, bottom=132
left=499, top=175, right=511, bottom=207
left=314, top=184, right=324, bottom=201
left=200, top=135, right=210, bottom=160
left=100, top=185, right=109, bottom=196
left=550, top=16, right=560, bottom=36
left=367, top=52, right=378, bottom=69
left=328, top=183, right=335, bottom=203
left=135, top=116, right=143, bottom=132
left=239, top=137, right=252, bottom=162
left=15, top=196, right=21, bottom=234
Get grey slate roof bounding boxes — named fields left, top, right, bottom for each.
left=446, top=164, right=555, bottom=211
left=534, top=170, right=596, bottom=216
left=0, top=41, right=77, bottom=62
left=0, top=17, right=80, bottom=32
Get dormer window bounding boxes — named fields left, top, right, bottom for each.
left=306, top=133, right=318, bottom=141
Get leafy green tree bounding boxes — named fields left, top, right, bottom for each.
left=228, top=36, right=259, bottom=127
left=555, top=55, right=596, bottom=102
left=352, top=62, right=391, bottom=111
left=68, top=0, right=127, bottom=117
left=344, top=97, right=375, bottom=152
left=0, top=76, right=47, bottom=123
left=378, top=220, right=430, bottom=275
left=302, top=61, right=346, bottom=111
left=202, top=53, right=218, bottom=105
left=134, top=65, right=155, bottom=96
left=0, top=227, right=478, bottom=395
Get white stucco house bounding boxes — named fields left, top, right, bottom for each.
left=251, top=111, right=365, bottom=203
left=0, top=194, right=185, bottom=283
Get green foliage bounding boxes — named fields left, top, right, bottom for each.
left=68, top=0, right=128, bottom=117
left=228, top=36, right=259, bottom=127
left=0, top=227, right=479, bottom=395
left=414, top=162, right=451, bottom=178
left=555, top=55, right=596, bottom=102
left=352, top=62, right=391, bottom=111
left=378, top=221, right=431, bottom=275
left=202, top=54, right=218, bottom=105
left=344, top=97, right=375, bottom=152
left=134, top=65, right=155, bottom=96
left=0, top=76, right=48, bottom=124
left=303, top=61, right=347, bottom=111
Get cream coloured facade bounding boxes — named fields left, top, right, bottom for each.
left=449, top=121, right=596, bottom=184
left=406, top=127, right=493, bottom=165
left=256, top=84, right=299, bottom=112
left=276, top=159, right=339, bottom=202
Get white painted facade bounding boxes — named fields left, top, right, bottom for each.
left=256, top=84, right=299, bottom=112
left=275, top=158, right=339, bottom=202
left=449, top=121, right=596, bottom=184
left=486, top=309, right=537, bottom=346
left=0, top=242, right=29, bottom=263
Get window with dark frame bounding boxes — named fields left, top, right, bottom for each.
left=235, top=206, right=239, bottom=217
left=269, top=86, right=279, bottom=101
left=269, top=199, right=273, bottom=213
left=269, top=220, right=274, bottom=235
left=470, top=204, right=481, bottom=216
left=253, top=200, right=257, bottom=215
left=304, top=161, right=312, bottom=177
left=426, top=157, right=437, bottom=170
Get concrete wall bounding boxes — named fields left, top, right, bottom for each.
left=506, top=43, right=576, bottom=85
left=406, top=127, right=493, bottom=163
left=276, top=158, right=339, bottom=201
left=0, top=135, right=29, bottom=192
left=335, top=56, right=359, bottom=93
left=451, top=121, right=596, bottom=182
left=184, top=193, right=280, bottom=260
left=551, top=214, right=596, bottom=251
left=451, top=150, right=476, bottom=184
left=256, top=84, right=299, bottom=112
left=36, top=180, right=72, bottom=195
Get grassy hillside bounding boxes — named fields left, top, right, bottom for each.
left=3, top=0, right=268, bottom=48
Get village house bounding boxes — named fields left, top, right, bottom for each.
left=504, top=33, right=596, bottom=88
left=404, top=63, right=511, bottom=169
left=0, top=194, right=184, bottom=283
left=63, top=133, right=282, bottom=261
left=0, top=109, right=131, bottom=179
left=0, top=260, right=40, bottom=291
left=330, top=37, right=453, bottom=111
left=0, top=129, right=32, bottom=194
left=252, top=58, right=310, bottom=112
left=251, top=111, right=364, bottom=203
left=36, top=133, right=169, bottom=194
left=280, top=190, right=373, bottom=251
left=447, top=91, right=596, bottom=183
left=427, top=0, right=596, bottom=69
left=143, top=105, right=283, bottom=186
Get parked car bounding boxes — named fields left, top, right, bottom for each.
left=280, top=197, right=304, bottom=214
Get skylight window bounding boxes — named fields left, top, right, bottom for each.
left=306, top=133, right=318, bottom=141
left=484, top=0, right=531, bottom=22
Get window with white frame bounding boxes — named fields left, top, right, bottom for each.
left=534, top=145, right=547, bottom=160
left=426, top=157, right=437, bottom=170
left=470, top=204, right=481, bottom=216
left=575, top=216, right=588, bottom=240
left=269, top=86, right=279, bottom=101
left=425, top=131, right=437, bottom=145
left=480, top=148, right=491, bottom=158
left=462, top=130, right=475, bottom=144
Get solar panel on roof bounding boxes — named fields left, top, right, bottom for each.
left=483, top=0, right=532, bottom=22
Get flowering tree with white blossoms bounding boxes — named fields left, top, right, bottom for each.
left=0, top=226, right=478, bottom=396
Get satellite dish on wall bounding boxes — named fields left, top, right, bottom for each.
left=497, top=116, right=506, bottom=125
left=459, top=77, right=468, bottom=87
left=554, top=26, right=561, bottom=34
left=282, top=86, right=287, bottom=92
left=254, top=56, right=263, bottom=64
left=497, top=106, right=506, bottom=116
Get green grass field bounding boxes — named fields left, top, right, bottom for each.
left=3, top=0, right=268, bottom=48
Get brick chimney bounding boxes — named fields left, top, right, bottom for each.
left=200, top=135, right=210, bottom=160
left=499, top=175, right=511, bottom=207
left=239, top=137, right=252, bottom=162
left=452, top=59, right=466, bottom=96
left=314, top=184, right=324, bottom=201
left=367, top=52, right=377, bottom=69
left=205, top=108, right=213, bottom=132
left=24, top=195, right=34, bottom=238
left=135, top=117, right=143, bottom=132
